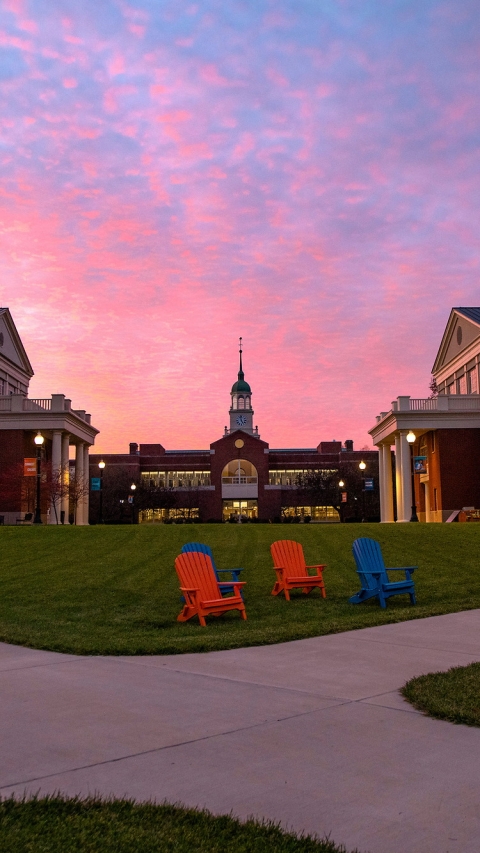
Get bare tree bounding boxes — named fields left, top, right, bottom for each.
left=44, top=464, right=69, bottom=524
left=69, top=470, right=90, bottom=524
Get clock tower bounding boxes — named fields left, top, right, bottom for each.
left=227, top=338, right=259, bottom=437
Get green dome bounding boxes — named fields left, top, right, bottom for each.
left=231, top=377, right=251, bottom=393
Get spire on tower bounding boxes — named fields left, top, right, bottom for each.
left=239, top=336, right=243, bottom=378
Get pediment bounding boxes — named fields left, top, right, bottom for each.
left=0, top=309, right=34, bottom=379
left=432, top=309, right=480, bottom=375
left=210, top=430, right=269, bottom=451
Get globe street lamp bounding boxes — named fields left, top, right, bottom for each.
left=359, top=461, right=367, bottom=522
left=406, top=431, right=419, bottom=522
left=98, top=460, right=106, bottom=524
left=338, top=480, right=345, bottom=522
left=33, top=432, right=44, bottom=524
left=130, top=483, right=136, bottom=524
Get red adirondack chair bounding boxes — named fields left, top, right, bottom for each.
left=175, top=551, right=247, bottom=627
left=270, top=540, right=326, bottom=601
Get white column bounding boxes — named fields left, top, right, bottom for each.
left=381, top=444, right=395, bottom=522
left=61, top=432, right=70, bottom=523
left=399, top=430, right=412, bottom=522
left=394, top=433, right=403, bottom=522
left=424, top=481, right=431, bottom=523
left=50, top=429, right=63, bottom=524
left=378, top=444, right=385, bottom=521
left=83, top=444, right=90, bottom=525
left=75, top=443, right=84, bottom=525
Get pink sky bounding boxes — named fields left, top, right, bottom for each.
left=1, top=0, right=480, bottom=452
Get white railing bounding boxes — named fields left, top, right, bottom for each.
left=222, top=477, right=258, bottom=485
left=23, top=398, right=52, bottom=411
left=377, top=394, right=480, bottom=422
left=409, top=398, right=438, bottom=411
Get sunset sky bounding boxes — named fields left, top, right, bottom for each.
left=1, top=0, right=480, bottom=453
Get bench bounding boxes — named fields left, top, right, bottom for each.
left=16, top=513, right=33, bottom=525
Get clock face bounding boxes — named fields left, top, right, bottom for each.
left=236, top=415, right=247, bottom=426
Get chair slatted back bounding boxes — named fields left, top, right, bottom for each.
left=270, top=540, right=308, bottom=578
left=175, top=551, right=220, bottom=601
left=181, top=542, right=217, bottom=573
left=352, top=538, right=388, bottom=590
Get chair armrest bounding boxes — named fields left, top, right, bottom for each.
left=179, top=586, right=200, bottom=605
left=305, top=564, right=326, bottom=573
left=385, top=566, right=417, bottom=572
left=216, top=568, right=244, bottom=581
left=216, top=567, right=244, bottom=573
left=218, top=581, right=245, bottom=590
left=356, top=569, right=382, bottom=578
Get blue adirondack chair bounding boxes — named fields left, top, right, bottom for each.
left=350, top=537, right=417, bottom=608
left=181, top=542, right=244, bottom=597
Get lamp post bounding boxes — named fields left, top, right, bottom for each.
left=338, top=479, right=345, bottom=523
left=33, top=432, right=44, bottom=524
left=359, top=461, right=367, bottom=522
left=406, top=431, right=419, bottom=522
left=130, top=483, right=136, bottom=524
left=98, top=460, right=105, bottom=524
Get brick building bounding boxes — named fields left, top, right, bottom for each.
left=90, top=343, right=379, bottom=523
left=370, top=308, right=480, bottom=522
left=0, top=308, right=98, bottom=524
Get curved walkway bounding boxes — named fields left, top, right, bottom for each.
left=1, top=610, right=480, bottom=853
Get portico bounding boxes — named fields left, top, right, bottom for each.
left=371, top=394, right=480, bottom=522
left=0, top=309, right=99, bottom=524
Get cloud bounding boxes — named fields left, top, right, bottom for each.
left=0, top=0, right=479, bottom=451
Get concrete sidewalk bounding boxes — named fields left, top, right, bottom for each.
left=1, top=610, right=480, bottom=853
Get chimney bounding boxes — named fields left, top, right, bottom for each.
left=344, top=439, right=354, bottom=452
left=129, top=442, right=139, bottom=455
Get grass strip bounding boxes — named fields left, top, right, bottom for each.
left=0, top=795, right=360, bottom=853
left=402, top=662, right=480, bottom=727
left=1, top=524, right=480, bottom=655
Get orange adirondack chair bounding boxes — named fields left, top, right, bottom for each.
left=270, top=540, right=326, bottom=601
left=175, top=551, right=247, bottom=627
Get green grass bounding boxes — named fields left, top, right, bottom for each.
left=402, top=662, right=480, bottom=727
left=0, top=523, right=480, bottom=655
left=0, top=795, right=360, bottom=853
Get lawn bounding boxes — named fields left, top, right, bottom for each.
left=402, top=661, right=480, bottom=727
left=0, top=796, right=361, bottom=853
left=0, top=523, right=479, bottom=655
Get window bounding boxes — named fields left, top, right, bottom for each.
left=222, top=459, right=257, bottom=483
left=458, top=374, right=467, bottom=394
left=447, top=383, right=455, bottom=395
left=468, top=367, right=479, bottom=394
left=238, top=396, right=245, bottom=409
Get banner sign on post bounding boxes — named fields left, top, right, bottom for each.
left=91, top=477, right=101, bottom=491
left=364, top=478, right=374, bottom=491
left=413, top=456, right=427, bottom=474
left=24, top=458, right=36, bottom=476
left=341, top=492, right=348, bottom=503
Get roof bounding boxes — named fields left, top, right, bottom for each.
left=231, top=378, right=251, bottom=393
left=432, top=307, right=480, bottom=374
left=455, top=307, right=480, bottom=325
